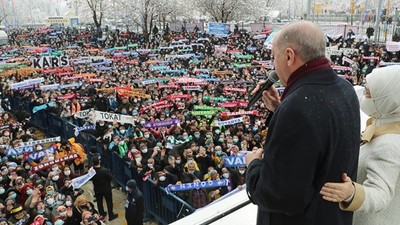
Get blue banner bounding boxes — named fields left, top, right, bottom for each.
left=97, top=67, right=115, bottom=71
left=204, top=78, right=219, bottom=82
left=27, top=146, right=55, bottom=162
left=223, top=156, right=246, bottom=167
left=91, top=61, right=110, bottom=66
left=196, top=74, right=209, bottom=79
left=166, top=179, right=228, bottom=193
left=71, top=168, right=96, bottom=189
left=161, top=69, right=185, bottom=74
left=32, top=101, right=55, bottom=113
left=6, top=145, right=35, bottom=156
left=209, top=22, right=232, bottom=35
left=150, top=65, right=167, bottom=71
left=74, top=125, right=95, bottom=136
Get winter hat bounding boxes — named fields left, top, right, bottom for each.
left=126, top=179, right=137, bottom=190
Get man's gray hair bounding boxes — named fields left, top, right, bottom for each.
left=274, top=21, right=326, bottom=62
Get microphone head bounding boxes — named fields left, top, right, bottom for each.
left=267, top=71, right=279, bottom=83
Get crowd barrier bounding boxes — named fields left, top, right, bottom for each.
left=8, top=95, right=195, bottom=224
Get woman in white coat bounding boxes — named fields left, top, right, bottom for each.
left=320, top=65, right=400, bottom=225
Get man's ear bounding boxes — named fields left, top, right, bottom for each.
left=286, top=48, right=296, bottom=66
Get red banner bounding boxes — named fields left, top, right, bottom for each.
left=219, top=110, right=259, bottom=117
left=31, top=154, right=79, bottom=173
left=167, top=94, right=191, bottom=101
left=57, top=93, right=78, bottom=100
left=154, top=104, right=174, bottom=110
left=140, top=100, right=168, bottom=114
left=223, top=87, right=247, bottom=93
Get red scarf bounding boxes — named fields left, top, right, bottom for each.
left=280, top=57, right=331, bottom=100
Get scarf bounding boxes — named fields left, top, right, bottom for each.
left=281, top=57, right=331, bottom=100
left=361, top=118, right=400, bottom=143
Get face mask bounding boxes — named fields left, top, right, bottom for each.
left=215, top=130, right=220, bottom=134
left=47, top=190, right=54, bottom=195
left=55, top=219, right=64, bottom=225
left=216, top=150, right=222, bottom=156
left=135, top=158, right=142, bottom=162
left=25, top=165, right=30, bottom=170
left=239, top=169, right=245, bottom=175
left=225, top=132, right=230, bottom=136
left=9, top=193, right=17, bottom=199
left=190, top=170, right=195, bottom=174
left=52, top=175, right=59, bottom=181
left=222, top=173, right=229, bottom=179
left=360, top=96, right=377, bottom=116
left=233, top=138, right=238, bottom=143
left=183, top=136, right=188, bottom=140
left=0, top=188, right=4, bottom=194
left=219, top=138, right=224, bottom=142
left=52, top=167, right=58, bottom=171
left=122, top=111, right=127, bottom=115
left=4, top=132, right=9, bottom=137
left=157, top=142, right=162, bottom=147
left=206, top=135, right=211, bottom=139
left=38, top=209, right=45, bottom=214
left=194, top=134, right=200, bottom=139
left=187, top=160, right=193, bottom=164
left=26, top=189, right=33, bottom=195
left=59, top=211, right=67, bottom=217
left=142, top=148, right=148, bottom=154
left=64, top=170, right=71, bottom=176
left=120, top=129, right=126, bottom=134
left=99, top=94, right=103, bottom=98
left=99, top=123, right=105, bottom=126
left=37, top=146, right=43, bottom=151
left=147, top=164, right=153, bottom=168
left=8, top=175, right=12, bottom=180
left=46, top=198, right=55, bottom=205
left=0, top=176, right=3, bottom=182
left=144, top=134, right=150, bottom=138
left=159, top=176, right=166, bottom=182
left=227, top=144, right=233, bottom=148
left=119, top=141, right=125, bottom=145
left=48, top=156, right=54, bottom=161
left=65, top=201, right=72, bottom=207
left=253, top=127, right=258, bottom=131
left=175, top=160, right=181, bottom=164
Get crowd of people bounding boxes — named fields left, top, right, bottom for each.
left=0, top=21, right=397, bottom=225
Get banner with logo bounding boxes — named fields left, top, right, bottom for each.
left=32, top=55, right=69, bottom=69
left=223, top=156, right=246, bottom=167
left=214, top=117, right=244, bottom=127
left=223, top=87, right=247, bottom=94
left=6, top=145, right=35, bottom=156
left=342, top=56, right=354, bottom=65
left=219, top=110, right=258, bottom=117
left=190, top=111, right=217, bottom=116
left=31, top=153, right=80, bottom=173
left=92, top=110, right=136, bottom=125
left=27, top=146, right=56, bottom=162
left=73, top=108, right=94, bottom=119
left=140, top=101, right=168, bottom=114
left=71, top=168, right=96, bottom=189
left=167, top=94, right=191, bottom=101
left=21, top=136, right=61, bottom=147
left=166, top=179, right=228, bottom=194
left=194, top=105, right=224, bottom=111
left=143, top=118, right=180, bottom=129
left=74, top=125, right=95, bottom=136
left=182, top=86, right=201, bottom=91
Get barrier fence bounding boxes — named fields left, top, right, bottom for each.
left=8, top=95, right=195, bottom=224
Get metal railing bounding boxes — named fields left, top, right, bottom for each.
left=8, top=95, right=195, bottom=224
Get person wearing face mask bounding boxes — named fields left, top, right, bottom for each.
left=94, top=91, right=110, bottom=112
left=20, top=183, right=34, bottom=206
left=90, top=157, right=118, bottom=221
left=95, top=120, right=108, bottom=141
left=320, top=66, right=400, bottom=225
left=125, top=179, right=144, bottom=225
left=114, top=125, right=132, bottom=139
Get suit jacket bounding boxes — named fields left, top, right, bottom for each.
left=246, top=68, right=360, bottom=225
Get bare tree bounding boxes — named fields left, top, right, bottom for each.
left=197, top=0, right=244, bottom=23
left=86, top=0, right=105, bottom=36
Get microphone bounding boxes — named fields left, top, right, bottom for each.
left=247, top=71, right=279, bottom=108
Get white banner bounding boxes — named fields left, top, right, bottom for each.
left=21, top=136, right=61, bottom=147
left=74, top=108, right=94, bottom=119
left=386, top=41, right=400, bottom=52
left=342, top=56, right=354, bottom=65
left=32, top=56, right=69, bottom=69
left=10, top=78, right=44, bottom=89
left=91, top=110, right=136, bottom=125
left=71, top=168, right=96, bottom=189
